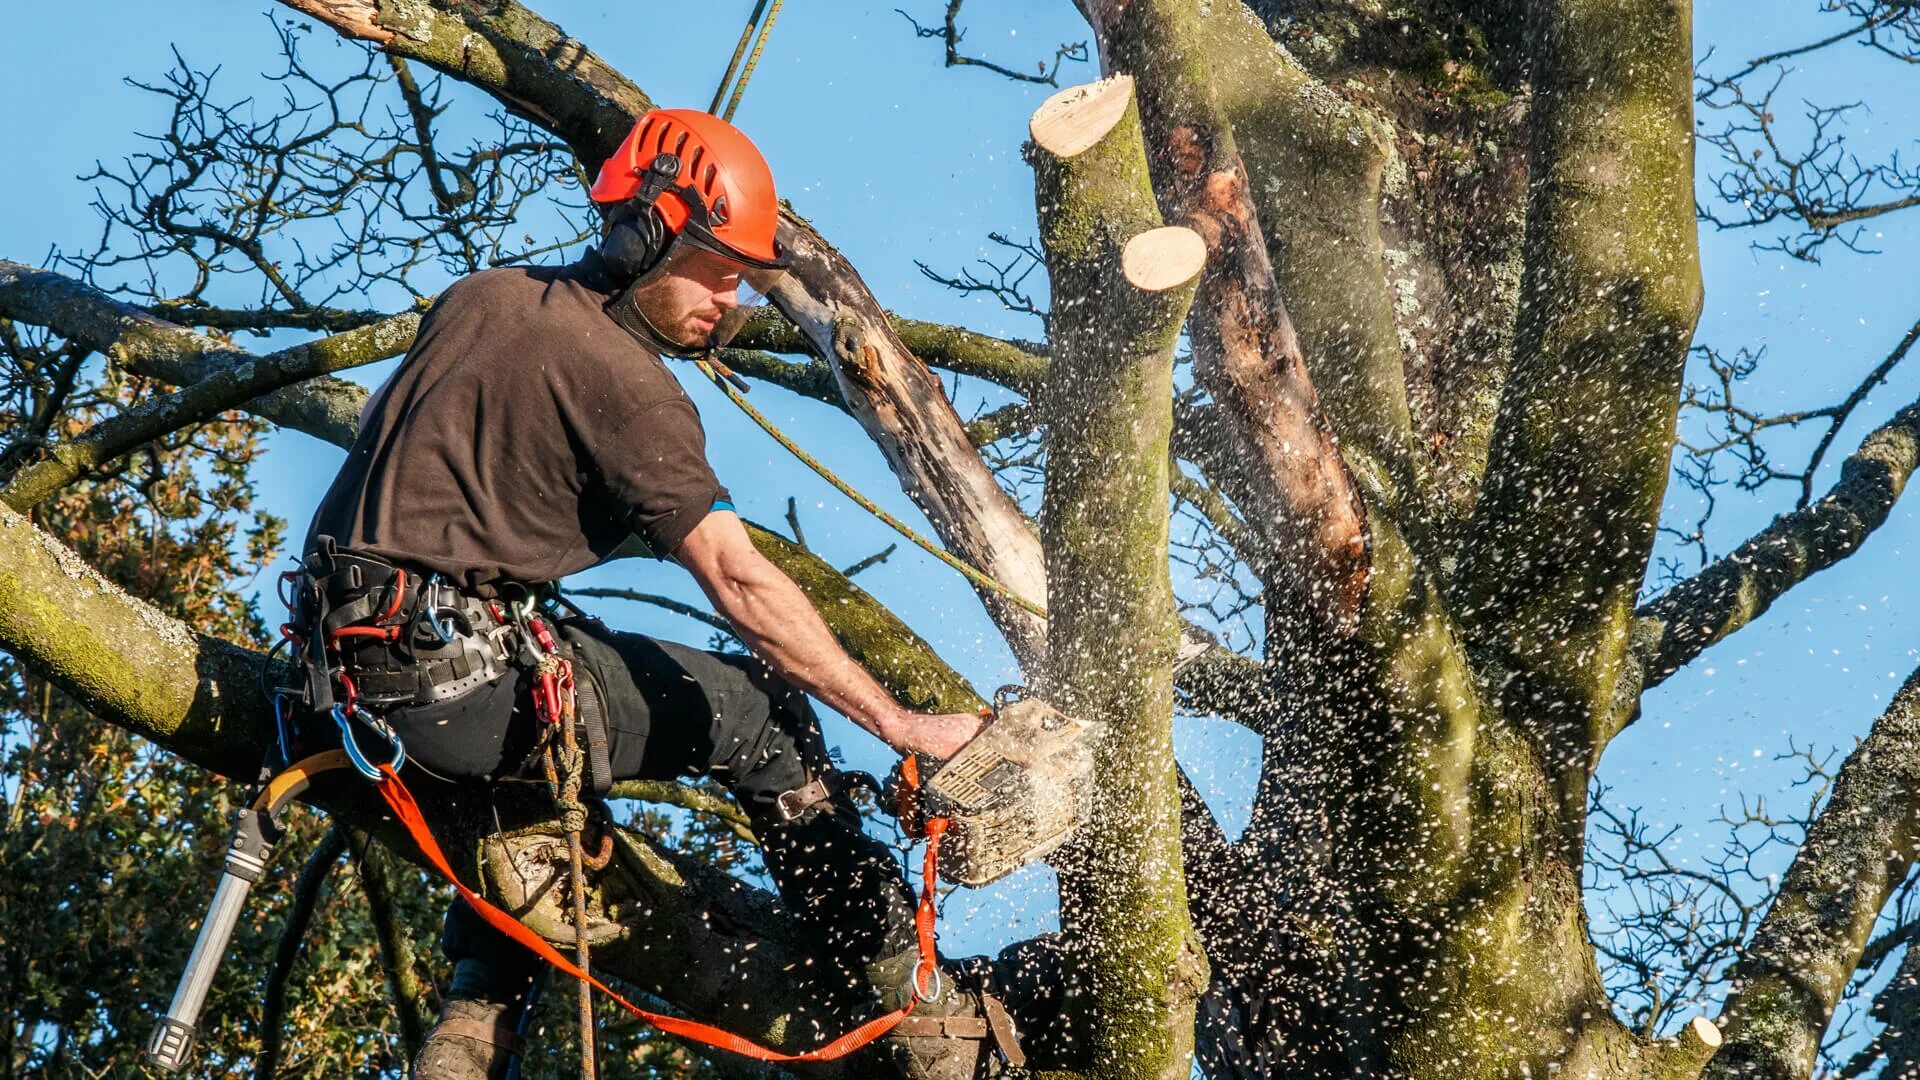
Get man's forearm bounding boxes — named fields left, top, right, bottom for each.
left=694, top=556, right=907, bottom=746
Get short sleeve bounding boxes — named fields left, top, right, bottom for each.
left=589, top=398, right=730, bottom=557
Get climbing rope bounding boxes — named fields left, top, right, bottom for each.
left=694, top=354, right=1049, bottom=619
left=695, top=4, right=1046, bottom=617
left=710, top=0, right=785, bottom=123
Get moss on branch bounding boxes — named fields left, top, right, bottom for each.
left=1033, top=75, right=1206, bottom=1080
left=2, top=311, right=418, bottom=508
left=1706, top=666, right=1920, bottom=1080
left=0, top=260, right=380, bottom=447
left=1449, top=0, right=1702, bottom=822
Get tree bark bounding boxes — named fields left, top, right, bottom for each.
left=1084, top=0, right=1371, bottom=639
left=1032, top=75, right=1208, bottom=1080
left=1451, top=0, right=1703, bottom=839
left=771, top=220, right=1050, bottom=665
left=1186, top=3, right=1417, bottom=507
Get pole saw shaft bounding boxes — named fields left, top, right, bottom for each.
left=147, top=806, right=278, bottom=1071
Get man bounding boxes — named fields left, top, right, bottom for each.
left=300, top=110, right=1044, bottom=1078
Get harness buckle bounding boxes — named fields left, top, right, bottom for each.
left=772, top=777, right=833, bottom=822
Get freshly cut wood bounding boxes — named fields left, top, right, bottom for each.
left=1122, top=226, right=1207, bottom=293
left=1030, top=74, right=1137, bottom=157
left=1688, top=1016, right=1722, bottom=1050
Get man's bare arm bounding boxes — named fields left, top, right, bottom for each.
left=671, top=509, right=984, bottom=759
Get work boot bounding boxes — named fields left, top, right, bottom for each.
left=868, top=950, right=1025, bottom=1080
left=411, top=998, right=524, bottom=1080
left=411, top=954, right=532, bottom=1080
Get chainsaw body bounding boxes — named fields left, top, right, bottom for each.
left=902, top=697, right=1104, bottom=887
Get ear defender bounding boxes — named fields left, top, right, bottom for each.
left=600, top=204, right=667, bottom=284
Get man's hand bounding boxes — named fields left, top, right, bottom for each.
left=882, top=710, right=990, bottom=761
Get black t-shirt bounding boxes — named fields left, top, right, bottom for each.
left=305, top=249, right=729, bottom=594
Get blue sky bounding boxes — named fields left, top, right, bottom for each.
left=2, top=0, right=1916, bottom=978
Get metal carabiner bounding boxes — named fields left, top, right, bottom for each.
left=331, top=703, right=407, bottom=780
left=913, top=960, right=944, bottom=1004
left=415, top=574, right=458, bottom=645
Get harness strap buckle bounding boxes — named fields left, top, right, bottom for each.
left=772, top=777, right=833, bottom=822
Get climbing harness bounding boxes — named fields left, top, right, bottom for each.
left=151, top=534, right=964, bottom=1072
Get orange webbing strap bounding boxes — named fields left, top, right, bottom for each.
left=373, top=763, right=950, bottom=1063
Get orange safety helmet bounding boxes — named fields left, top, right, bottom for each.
left=590, top=108, right=784, bottom=268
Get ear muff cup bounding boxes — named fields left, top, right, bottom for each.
left=600, top=203, right=667, bottom=284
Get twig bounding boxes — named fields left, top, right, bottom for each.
left=563, top=587, right=734, bottom=634
left=841, top=543, right=897, bottom=578
left=895, top=0, right=1087, bottom=86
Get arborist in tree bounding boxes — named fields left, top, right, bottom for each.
left=295, top=110, right=1050, bottom=1078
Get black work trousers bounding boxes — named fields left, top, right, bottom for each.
left=384, top=616, right=919, bottom=1008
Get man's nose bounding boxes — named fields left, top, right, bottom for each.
left=712, top=284, right=741, bottom=309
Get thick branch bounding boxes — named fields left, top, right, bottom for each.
left=1631, top=400, right=1920, bottom=699
left=1706, top=665, right=1920, bottom=1080
left=150, top=303, right=392, bottom=334
left=1, top=311, right=418, bottom=508
left=0, top=261, right=375, bottom=447
left=1087, top=0, right=1371, bottom=638
left=770, top=221, right=1051, bottom=664
left=1187, top=2, right=1416, bottom=504
left=1033, top=74, right=1207, bottom=1079
left=1450, top=0, right=1702, bottom=805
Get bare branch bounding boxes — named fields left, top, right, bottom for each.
left=566, top=587, right=734, bottom=635
left=1679, top=317, right=1920, bottom=512
left=1707, top=665, right=1920, bottom=1080
left=1697, top=64, right=1920, bottom=260
left=1631, top=397, right=1920, bottom=697
left=895, top=0, right=1088, bottom=86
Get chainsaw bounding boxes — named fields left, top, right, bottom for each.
left=889, top=689, right=1106, bottom=887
